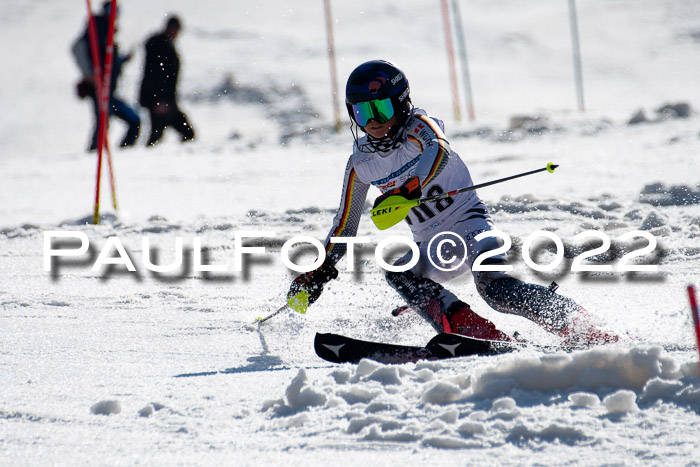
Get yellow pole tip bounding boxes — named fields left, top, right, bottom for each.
left=546, top=163, right=558, bottom=173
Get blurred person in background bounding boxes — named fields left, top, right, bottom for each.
left=139, top=15, right=195, bottom=146
left=72, top=1, right=140, bottom=151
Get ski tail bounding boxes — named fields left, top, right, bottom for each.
left=424, top=333, right=514, bottom=359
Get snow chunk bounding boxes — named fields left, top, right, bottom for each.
left=263, top=369, right=327, bottom=416
left=354, top=359, right=381, bottom=378
left=363, top=425, right=421, bottom=442
left=449, top=373, right=471, bottom=390
left=421, top=381, right=463, bottom=405
left=678, top=386, right=700, bottom=404
left=90, top=400, right=121, bottom=415
left=490, top=397, right=521, bottom=420
left=436, top=408, right=459, bottom=424
left=569, top=392, right=600, bottom=408
left=325, top=396, right=346, bottom=409
left=338, top=387, right=379, bottom=405
left=603, top=390, right=639, bottom=414
left=295, top=388, right=327, bottom=409
left=347, top=416, right=402, bottom=434
left=468, top=347, right=672, bottom=398
left=680, top=361, right=700, bottom=378
left=366, top=366, right=402, bottom=386
left=422, top=436, right=471, bottom=449
left=138, top=405, right=154, bottom=417
left=412, top=368, right=436, bottom=382
left=365, top=401, right=397, bottom=413
left=285, top=369, right=326, bottom=409
left=425, top=419, right=447, bottom=432
left=137, top=402, right=165, bottom=417
left=285, top=369, right=307, bottom=407
left=491, top=397, right=517, bottom=411
left=506, top=423, right=591, bottom=445
left=274, top=413, right=308, bottom=428
left=639, top=377, right=685, bottom=404
left=330, top=369, right=351, bottom=385
left=640, top=211, right=666, bottom=230
left=457, top=421, right=486, bottom=437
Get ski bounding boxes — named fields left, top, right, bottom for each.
left=314, top=332, right=516, bottom=364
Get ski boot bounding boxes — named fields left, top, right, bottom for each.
left=445, top=301, right=514, bottom=342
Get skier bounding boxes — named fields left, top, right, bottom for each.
left=288, top=60, right=616, bottom=346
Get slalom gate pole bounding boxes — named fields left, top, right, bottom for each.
left=440, top=0, right=461, bottom=122
left=87, top=0, right=118, bottom=214
left=450, top=0, right=475, bottom=122
left=92, top=0, right=118, bottom=224
left=323, top=0, right=342, bottom=131
left=105, top=136, right=118, bottom=210
left=687, top=285, right=700, bottom=375
left=568, top=0, right=585, bottom=112
left=85, top=0, right=104, bottom=224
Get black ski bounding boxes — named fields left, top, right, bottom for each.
left=314, top=332, right=516, bottom=364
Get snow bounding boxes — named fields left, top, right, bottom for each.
left=1, top=0, right=700, bottom=465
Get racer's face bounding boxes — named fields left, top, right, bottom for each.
left=365, top=116, right=397, bottom=139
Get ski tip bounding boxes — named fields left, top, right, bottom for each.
left=546, top=162, right=558, bottom=173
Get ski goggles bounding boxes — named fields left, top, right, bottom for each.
left=349, top=98, right=395, bottom=127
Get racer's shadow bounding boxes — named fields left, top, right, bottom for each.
left=174, top=328, right=288, bottom=378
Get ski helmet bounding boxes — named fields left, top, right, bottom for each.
left=345, top=60, right=412, bottom=129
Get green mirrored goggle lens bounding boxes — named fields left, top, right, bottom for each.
left=351, top=98, right=395, bottom=127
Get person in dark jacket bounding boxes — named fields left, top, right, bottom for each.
left=74, top=2, right=140, bottom=150
left=139, top=16, right=195, bottom=146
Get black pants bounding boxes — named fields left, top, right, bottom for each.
left=146, top=104, right=195, bottom=146
left=387, top=269, right=578, bottom=334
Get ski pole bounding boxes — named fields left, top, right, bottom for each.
left=371, top=162, right=559, bottom=230
left=255, top=304, right=289, bottom=325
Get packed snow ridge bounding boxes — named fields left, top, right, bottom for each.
left=262, top=346, right=700, bottom=448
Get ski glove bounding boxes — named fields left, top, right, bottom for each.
left=287, top=261, right=338, bottom=313
left=372, top=176, right=422, bottom=209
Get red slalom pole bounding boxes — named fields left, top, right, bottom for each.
left=104, top=135, right=118, bottom=210
left=85, top=0, right=104, bottom=224
left=688, top=285, right=700, bottom=376
left=100, top=1, right=118, bottom=212
left=91, top=0, right=118, bottom=224
left=86, top=0, right=118, bottom=214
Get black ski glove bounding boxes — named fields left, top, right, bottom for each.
left=372, top=176, right=422, bottom=209
left=287, top=261, right=338, bottom=313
